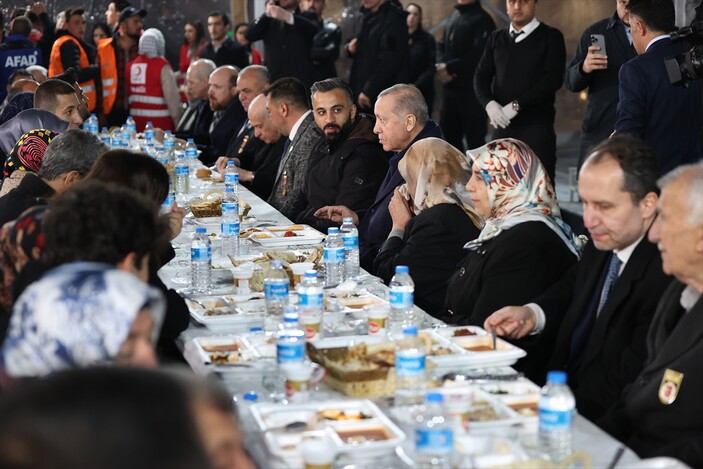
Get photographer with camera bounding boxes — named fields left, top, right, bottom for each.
left=614, top=0, right=701, bottom=175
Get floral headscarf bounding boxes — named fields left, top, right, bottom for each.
left=398, top=137, right=482, bottom=227
left=3, top=129, right=58, bottom=178
left=464, top=138, right=584, bottom=257
left=1, top=262, right=165, bottom=378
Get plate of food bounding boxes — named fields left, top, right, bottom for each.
left=427, top=326, right=527, bottom=369
left=193, top=336, right=260, bottom=367
left=186, top=295, right=264, bottom=329
left=246, top=225, right=325, bottom=247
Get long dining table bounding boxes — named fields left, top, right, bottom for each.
left=159, top=172, right=647, bottom=469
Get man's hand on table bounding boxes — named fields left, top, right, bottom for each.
left=166, top=202, right=187, bottom=239
left=484, top=306, right=536, bottom=339
left=314, top=205, right=358, bottom=225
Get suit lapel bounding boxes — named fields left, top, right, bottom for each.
left=274, top=113, right=312, bottom=182
left=645, top=295, right=703, bottom=373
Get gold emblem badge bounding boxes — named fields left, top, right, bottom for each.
left=658, top=369, right=684, bottom=405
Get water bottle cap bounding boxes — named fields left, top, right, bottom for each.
left=304, top=270, right=317, bottom=278
left=90, top=113, right=96, bottom=117
left=195, top=227, right=206, bottom=233
left=101, top=127, right=108, bottom=132
left=227, top=161, right=235, bottom=167
left=283, top=313, right=299, bottom=323
left=127, top=116, right=133, bottom=119
left=187, top=138, right=194, bottom=143
left=342, top=217, right=354, bottom=223
left=243, top=391, right=258, bottom=402
left=165, top=130, right=172, bottom=135
left=328, top=227, right=339, bottom=234
left=402, top=326, right=418, bottom=336
left=270, top=260, right=283, bottom=267
left=249, top=326, right=263, bottom=332
left=146, top=121, right=153, bottom=126
left=426, top=392, right=444, bottom=403
left=546, top=370, right=567, bottom=384
left=395, top=265, right=409, bottom=274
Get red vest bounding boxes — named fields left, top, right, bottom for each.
left=125, top=55, right=174, bottom=131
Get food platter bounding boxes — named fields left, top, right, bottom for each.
left=241, top=224, right=325, bottom=247
left=428, top=326, right=527, bottom=368
left=186, top=294, right=264, bottom=330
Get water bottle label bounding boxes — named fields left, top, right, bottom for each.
left=186, top=148, right=198, bottom=159
left=342, top=233, right=359, bottom=250
left=225, top=173, right=238, bottom=185
left=221, top=221, right=240, bottom=237
left=415, top=428, right=453, bottom=454
left=276, top=342, right=305, bottom=364
left=164, top=140, right=175, bottom=149
left=222, top=202, right=238, bottom=216
left=324, top=247, right=344, bottom=264
left=191, top=246, right=211, bottom=262
left=175, top=166, right=189, bottom=176
left=389, top=290, right=414, bottom=309
left=145, top=130, right=155, bottom=141
left=396, top=353, right=425, bottom=377
left=299, top=292, right=323, bottom=308
left=162, top=194, right=175, bottom=208
left=264, top=282, right=289, bottom=299
left=539, top=408, right=573, bottom=431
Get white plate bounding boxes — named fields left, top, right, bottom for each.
left=428, top=326, right=526, bottom=369
left=248, top=224, right=325, bottom=247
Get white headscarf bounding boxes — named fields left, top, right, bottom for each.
left=139, top=28, right=165, bottom=58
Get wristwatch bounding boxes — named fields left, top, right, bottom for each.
left=511, top=100, right=521, bottom=112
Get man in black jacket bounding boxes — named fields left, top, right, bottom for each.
left=0, top=17, right=43, bottom=103
left=296, top=78, right=388, bottom=232
left=437, top=0, right=495, bottom=152
left=347, top=0, right=409, bottom=112
left=200, top=12, right=249, bottom=70
left=564, top=0, right=636, bottom=169
left=245, top=0, right=320, bottom=89
left=473, top=0, right=565, bottom=181
left=302, top=0, right=341, bottom=81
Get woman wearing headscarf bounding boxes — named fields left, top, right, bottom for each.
left=126, top=28, right=182, bottom=132
left=0, top=129, right=58, bottom=196
left=374, top=138, right=482, bottom=316
left=0, top=108, right=68, bottom=159
left=0, top=92, right=36, bottom=126
left=443, top=138, right=582, bottom=326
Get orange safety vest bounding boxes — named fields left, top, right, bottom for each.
left=48, top=35, right=97, bottom=112
left=97, top=37, right=118, bottom=115
left=126, top=55, right=175, bottom=132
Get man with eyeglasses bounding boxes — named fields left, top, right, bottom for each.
left=474, top=0, right=565, bottom=181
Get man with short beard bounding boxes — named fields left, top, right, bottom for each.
left=97, top=7, right=145, bottom=127
left=295, top=78, right=388, bottom=232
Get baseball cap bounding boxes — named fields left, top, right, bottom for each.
left=118, top=6, right=147, bottom=24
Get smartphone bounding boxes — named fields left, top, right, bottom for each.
left=590, top=34, right=607, bottom=56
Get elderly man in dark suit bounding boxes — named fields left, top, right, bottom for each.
left=265, top=77, right=325, bottom=220
left=614, top=0, right=702, bottom=174
left=485, top=135, right=671, bottom=422
left=598, top=162, right=703, bottom=467
left=312, top=84, right=443, bottom=271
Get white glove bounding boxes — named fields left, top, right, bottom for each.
left=485, top=100, right=510, bottom=129
left=501, top=102, right=518, bottom=121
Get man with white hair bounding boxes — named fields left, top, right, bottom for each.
left=598, top=162, right=703, bottom=467
left=176, top=59, right=215, bottom=139
left=126, top=28, right=181, bottom=131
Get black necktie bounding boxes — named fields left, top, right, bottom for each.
left=282, top=138, right=292, bottom=158
left=510, top=30, right=524, bottom=42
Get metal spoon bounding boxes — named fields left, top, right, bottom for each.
left=268, top=420, right=308, bottom=433
left=492, top=328, right=498, bottom=350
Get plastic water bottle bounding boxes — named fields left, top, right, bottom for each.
left=144, top=142, right=156, bottom=157
left=110, top=129, right=121, bottom=149
left=144, top=121, right=155, bottom=144
left=163, top=129, right=175, bottom=149
left=264, top=260, right=290, bottom=318
left=84, top=113, right=98, bottom=134
left=161, top=180, right=175, bottom=214
left=539, top=370, right=575, bottom=463
left=225, top=161, right=239, bottom=189
left=191, top=227, right=212, bottom=293
left=415, top=392, right=453, bottom=469
left=99, top=127, right=111, bottom=146
left=395, top=325, right=426, bottom=407
left=174, top=150, right=189, bottom=199
left=389, top=265, right=416, bottom=337
left=221, top=186, right=240, bottom=257
left=297, top=271, right=323, bottom=316
left=185, top=138, right=198, bottom=170
left=340, top=217, right=360, bottom=280
left=120, top=125, right=131, bottom=148
left=276, top=309, right=305, bottom=368
left=323, top=227, right=345, bottom=287
left=125, top=115, right=136, bottom=139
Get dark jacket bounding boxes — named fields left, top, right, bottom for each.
left=0, top=173, right=54, bottom=226
left=438, top=2, right=495, bottom=91
left=537, top=237, right=671, bottom=421
left=443, top=220, right=576, bottom=327
left=198, top=98, right=247, bottom=166
left=245, top=8, right=320, bottom=88
left=175, top=99, right=208, bottom=140
left=564, top=11, right=636, bottom=164
left=374, top=204, right=479, bottom=316
left=199, top=37, right=249, bottom=69
left=358, top=120, right=443, bottom=271
left=0, top=35, right=43, bottom=102
left=238, top=130, right=285, bottom=201
left=311, top=19, right=341, bottom=81
left=348, top=0, right=409, bottom=108
left=297, top=114, right=388, bottom=232
left=615, top=37, right=702, bottom=174
left=598, top=280, right=703, bottom=467
left=408, top=28, right=436, bottom=111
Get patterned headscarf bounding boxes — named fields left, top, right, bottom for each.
left=1, top=262, right=165, bottom=378
left=398, top=137, right=482, bottom=227
left=464, top=138, right=584, bottom=257
left=3, top=129, right=58, bottom=178
left=139, top=28, right=165, bottom=58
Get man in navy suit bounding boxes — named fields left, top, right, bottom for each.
left=614, top=0, right=702, bottom=174
left=312, top=84, right=443, bottom=271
